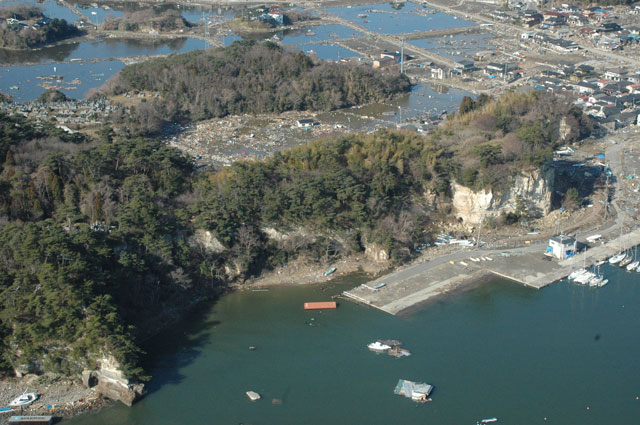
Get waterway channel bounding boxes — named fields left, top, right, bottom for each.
left=66, top=265, right=640, bottom=424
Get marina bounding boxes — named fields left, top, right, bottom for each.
left=344, top=227, right=640, bottom=315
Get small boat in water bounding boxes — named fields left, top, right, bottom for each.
left=619, top=256, right=633, bottom=267
left=568, top=269, right=587, bottom=280
left=575, top=272, right=595, bottom=285
left=626, top=261, right=639, bottom=271
left=599, top=279, right=609, bottom=287
left=609, top=253, right=626, bottom=264
left=8, top=392, right=38, bottom=407
left=368, top=341, right=391, bottom=352
left=478, top=419, right=498, bottom=424
left=589, top=275, right=604, bottom=287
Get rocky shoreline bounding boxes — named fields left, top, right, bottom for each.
left=0, top=374, right=109, bottom=424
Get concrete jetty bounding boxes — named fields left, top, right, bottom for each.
left=344, top=228, right=640, bottom=315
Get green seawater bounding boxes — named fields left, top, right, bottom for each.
left=67, top=266, right=640, bottom=425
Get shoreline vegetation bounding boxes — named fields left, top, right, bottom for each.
left=0, top=38, right=594, bottom=418
left=0, top=5, right=83, bottom=50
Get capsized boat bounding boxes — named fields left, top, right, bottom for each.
left=609, top=253, right=626, bottom=264
left=8, top=392, right=38, bottom=407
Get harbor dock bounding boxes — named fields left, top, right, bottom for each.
left=344, top=228, right=640, bottom=315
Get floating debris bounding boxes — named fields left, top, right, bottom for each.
left=246, top=391, right=261, bottom=401
left=367, top=340, right=411, bottom=357
left=303, top=301, right=337, bottom=310
left=393, top=379, right=433, bottom=403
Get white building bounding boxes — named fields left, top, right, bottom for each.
left=547, top=234, right=577, bottom=259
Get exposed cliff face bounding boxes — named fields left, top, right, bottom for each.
left=82, top=356, right=145, bottom=406
left=190, top=229, right=226, bottom=254
left=452, top=165, right=555, bottom=226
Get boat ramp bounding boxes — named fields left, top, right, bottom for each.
left=344, top=227, right=640, bottom=315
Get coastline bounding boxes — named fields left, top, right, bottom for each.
left=0, top=375, right=109, bottom=425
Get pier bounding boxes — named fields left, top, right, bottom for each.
left=344, top=228, right=640, bottom=315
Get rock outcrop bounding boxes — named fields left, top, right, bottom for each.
left=452, top=165, right=555, bottom=226
left=190, top=229, right=226, bottom=254
left=82, top=355, right=145, bottom=406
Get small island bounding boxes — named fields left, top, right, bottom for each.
left=101, top=8, right=192, bottom=33
left=101, top=40, right=411, bottom=131
left=0, top=5, right=83, bottom=50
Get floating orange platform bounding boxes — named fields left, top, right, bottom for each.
left=304, top=301, right=337, bottom=310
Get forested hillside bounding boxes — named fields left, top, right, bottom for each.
left=0, top=90, right=591, bottom=382
left=102, top=40, right=411, bottom=124
left=0, top=113, right=195, bottom=380
left=190, top=91, right=592, bottom=274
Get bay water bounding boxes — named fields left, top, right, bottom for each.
left=66, top=264, right=640, bottom=424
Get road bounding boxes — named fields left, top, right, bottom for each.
left=317, top=10, right=459, bottom=68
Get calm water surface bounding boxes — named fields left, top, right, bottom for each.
left=279, top=24, right=362, bottom=44
left=323, top=2, right=475, bottom=35
left=67, top=265, right=640, bottom=424
left=0, top=60, right=124, bottom=101
left=0, top=37, right=204, bottom=64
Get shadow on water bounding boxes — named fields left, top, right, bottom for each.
left=139, top=296, right=221, bottom=397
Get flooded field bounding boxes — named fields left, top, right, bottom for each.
left=279, top=24, right=363, bottom=44
left=296, top=43, right=362, bottom=60
left=0, top=37, right=205, bottom=65
left=323, top=2, right=475, bottom=34
left=0, top=60, right=124, bottom=101
left=411, top=31, right=496, bottom=61
left=0, top=0, right=79, bottom=22
left=0, top=0, right=491, bottom=101
left=167, top=83, right=469, bottom=168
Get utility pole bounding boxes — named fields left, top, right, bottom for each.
left=400, top=37, right=405, bottom=74
left=203, top=12, right=210, bottom=49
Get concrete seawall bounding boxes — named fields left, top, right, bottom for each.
left=344, top=227, right=640, bottom=315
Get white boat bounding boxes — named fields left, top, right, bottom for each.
left=568, top=269, right=587, bottom=280
left=367, top=341, right=391, bottom=352
left=589, top=275, right=604, bottom=287
left=609, top=253, right=626, bottom=264
left=8, top=392, right=38, bottom=407
left=595, top=260, right=606, bottom=266
left=575, top=272, right=595, bottom=285
left=626, top=261, right=639, bottom=271
left=598, top=279, right=609, bottom=287
left=619, top=256, right=633, bottom=267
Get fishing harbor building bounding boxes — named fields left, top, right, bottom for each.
left=547, top=234, right=577, bottom=259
